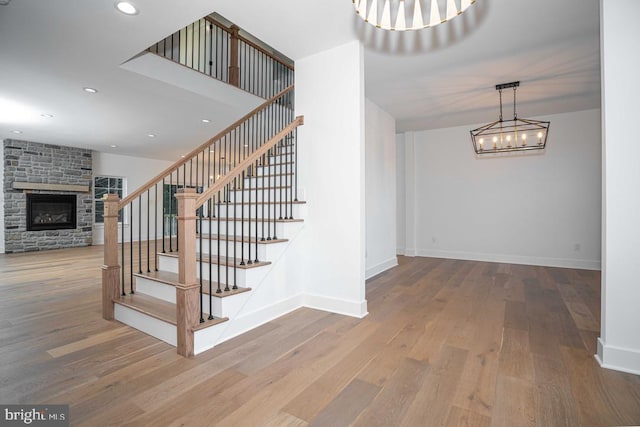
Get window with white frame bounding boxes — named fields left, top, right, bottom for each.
left=94, top=176, right=125, bottom=223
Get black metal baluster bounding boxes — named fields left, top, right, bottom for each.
left=190, top=22, right=195, bottom=69
left=208, top=197, right=214, bottom=318
left=225, top=184, right=230, bottom=292
left=259, top=108, right=265, bottom=239
left=169, top=173, right=173, bottom=252
left=294, top=127, right=298, bottom=203
left=198, top=208, right=204, bottom=323
left=255, top=155, right=260, bottom=262
left=147, top=190, right=150, bottom=272
left=233, top=178, right=238, bottom=290
left=121, top=212, right=125, bottom=296
left=288, top=131, right=294, bottom=219
left=155, top=184, right=158, bottom=270
left=216, top=191, right=221, bottom=294
left=162, top=178, right=166, bottom=253
left=130, top=206, right=134, bottom=294
left=240, top=170, right=246, bottom=266
left=138, top=196, right=142, bottom=274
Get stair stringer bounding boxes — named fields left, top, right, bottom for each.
left=194, top=221, right=307, bottom=354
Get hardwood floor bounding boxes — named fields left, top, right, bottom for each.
left=1, top=248, right=639, bottom=426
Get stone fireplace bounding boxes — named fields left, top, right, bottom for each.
left=3, top=140, right=93, bottom=253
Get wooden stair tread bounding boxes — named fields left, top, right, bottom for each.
left=160, top=252, right=271, bottom=269
left=231, top=185, right=291, bottom=191
left=245, top=172, right=295, bottom=177
left=133, top=271, right=252, bottom=298
left=257, top=162, right=294, bottom=167
left=196, top=233, right=288, bottom=244
left=113, top=293, right=176, bottom=325
left=192, top=316, right=229, bottom=332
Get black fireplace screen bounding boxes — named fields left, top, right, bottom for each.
left=26, top=194, right=77, bottom=231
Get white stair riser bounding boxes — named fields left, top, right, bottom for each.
left=196, top=238, right=287, bottom=261
left=243, top=175, right=296, bottom=188
left=134, top=276, right=251, bottom=319
left=255, top=165, right=294, bottom=176
left=200, top=220, right=303, bottom=237
left=229, top=188, right=296, bottom=203
left=211, top=203, right=302, bottom=219
left=196, top=239, right=264, bottom=260
left=158, top=254, right=266, bottom=287
left=268, top=153, right=295, bottom=163
left=114, top=304, right=176, bottom=346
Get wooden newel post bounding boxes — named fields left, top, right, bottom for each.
left=102, top=194, right=121, bottom=320
left=229, top=24, right=240, bottom=87
left=175, top=188, right=200, bottom=357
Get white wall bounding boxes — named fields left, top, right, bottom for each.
left=597, top=0, right=640, bottom=375
left=291, top=40, right=368, bottom=317
left=397, top=109, right=602, bottom=269
left=0, top=141, right=4, bottom=253
left=365, top=98, right=397, bottom=278
left=92, top=152, right=172, bottom=244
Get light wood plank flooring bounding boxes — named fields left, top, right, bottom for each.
left=1, top=247, right=640, bottom=426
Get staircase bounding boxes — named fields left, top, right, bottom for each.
left=101, top=86, right=305, bottom=357
left=100, top=15, right=309, bottom=357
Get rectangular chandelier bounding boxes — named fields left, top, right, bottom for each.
left=470, top=82, right=550, bottom=155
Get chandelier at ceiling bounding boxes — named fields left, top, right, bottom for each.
left=470, top=81, right=550, bottom=155
left=352, top=0, right=476, bottom=31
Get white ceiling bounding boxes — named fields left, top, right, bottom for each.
left=0, top=0, right=601, bottom=159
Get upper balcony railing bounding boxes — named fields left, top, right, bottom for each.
left=149, top=16, right=294, bottom=100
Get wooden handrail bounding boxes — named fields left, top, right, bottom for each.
left=195, top=115, right=304, bottom=208
left=118, top=85, right=295, bottom=210
left=203, top=16, right=294, bottom=71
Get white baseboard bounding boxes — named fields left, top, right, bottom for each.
left=403, top=248, right=417, bottom=257
left=217, top=294, right=305, bottom=345
left=366, top=257, right=398, bottom=279
left=596, top=337, right=640, bottom=376
left=303, top=294, right=368, bottom=318
left=415, top=248, right=601, bottom=270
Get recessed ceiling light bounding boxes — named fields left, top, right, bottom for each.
left=202, top=119, right=211, bottom=123
left=11, top=130, right=22, bottom=134
left=83, top=87, right=98, bottom=93
left=41, top=113, right=54, bottom=118
left=115, top=1, right=138, bottom=15
left=147, top=134, right=156, bottom=138
left=110, top=144, right=118, bottom=148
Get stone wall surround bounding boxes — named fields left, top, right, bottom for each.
left=3, top=139, right=93, bottom=253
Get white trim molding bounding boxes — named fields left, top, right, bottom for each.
left=596, top=337, right=640, bottom=376
left=416, top=249, right=601, bottom=271
left=366, top=256, right=398, bottom=280
left=303, top=294, right=368, bottom=318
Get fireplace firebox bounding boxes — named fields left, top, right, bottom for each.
left=26, top=194, right=77, bottom=231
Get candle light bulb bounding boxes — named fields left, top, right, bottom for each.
left=522, top=134, right=527, bottom=146
left=478, top=138, right=484, bottom=151
left=493, top=136, right=498, bottom=149
left=537, top=132, right=543, bottom=145
left=506, top=135, right=512, bottom=147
